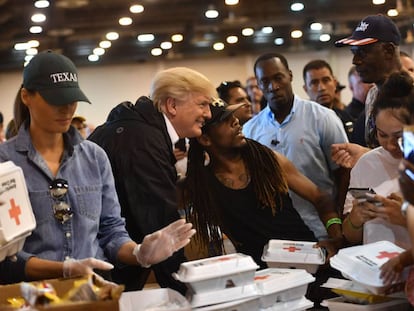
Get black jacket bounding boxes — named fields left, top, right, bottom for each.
left=89, top=97, right=186, bottom=293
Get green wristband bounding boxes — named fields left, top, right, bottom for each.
left=325, top=217, right=342, bottom=230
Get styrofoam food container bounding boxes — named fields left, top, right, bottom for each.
left=254, top=268, right=315, bottom=308
left=261, top=296, right=314, bottom=311
left=325, top=297, right=410, bottom=311
left=188, top=283, right=258, bottom=308
left=262, top=240, right=325, bottom=273
left=329, top=241, right=407, bottom=295
left=119, top=288, right=191, bottom=311
left=173, top=253, right=259, bottom=294
left=194, top=296, right=260, bottom=311
left=0, top=161, right=36, bottom=261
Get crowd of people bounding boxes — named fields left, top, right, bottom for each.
left=1, top=13, right=414, bottom=310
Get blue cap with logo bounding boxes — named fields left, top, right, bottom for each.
left=335, top=14, right=401, bottom=47
left=23, top=50, right=91, bottom=106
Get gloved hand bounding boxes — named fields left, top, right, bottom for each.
left=62, top=257, right=114, bottom=277
left=133, top=219, right=196, bottom=267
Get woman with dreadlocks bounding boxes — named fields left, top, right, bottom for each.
left=179, top=99, right=344, bottom=268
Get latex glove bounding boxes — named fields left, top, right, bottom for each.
left=62, top=258, right=114, bottom=277
left=133, top=219, right=196, bottom=267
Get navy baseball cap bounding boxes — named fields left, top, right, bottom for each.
left=203, top=98, right=244, bottom=130
left=335, top=14, right=401, bottom=47
left=23, top=50, right=91, bottom=106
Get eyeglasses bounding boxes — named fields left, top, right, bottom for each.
left=49, top=179, right=73, bottom=224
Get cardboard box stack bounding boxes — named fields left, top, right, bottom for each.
left=172, top=253, right=315, bottom=310
left=0, top=161, right=36, bottom=261
left=261, top=239, right=325, bottom=274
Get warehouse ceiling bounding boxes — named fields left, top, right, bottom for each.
left=0, top=0, right=413, bottom=71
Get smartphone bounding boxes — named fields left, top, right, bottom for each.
left=403, top=126, right=414, bottom=180
left=348, top=187, right=383, bottom=206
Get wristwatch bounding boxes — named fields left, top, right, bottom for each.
left=401, top=201, right=411, bottom=217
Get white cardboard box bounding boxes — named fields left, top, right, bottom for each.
left=173, top=253, right=259, bottom=294
left=254, top=268, right=315, bottom=308
left=262, top=240, right=325, bottom=273
left=261, top=296, right=314, bottom=311
left=330, top=241, right=407, bottom=294
left=119, top=288, right=191, bottom=311
left=0, top=161, right=36, bottom=261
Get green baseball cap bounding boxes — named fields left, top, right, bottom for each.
left=23, top=50, right=91, bottom=106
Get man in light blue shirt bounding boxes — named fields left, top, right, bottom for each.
left=243, top=52, right=349, bottom=240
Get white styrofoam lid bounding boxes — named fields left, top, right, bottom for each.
left=0, top=161, right=36, bottom=245
left=189, top=283, right=258, bottom=308
left=254, top=268, right=315, bottom=295
left=261, top=296, right=314, bottom=311
left=173, top=253, right=259, bottom=283
left=261, top=239, right=325, bottom=265
left=330, top=241, right=406, bottom=288
left=119, top=288, right=191, bottom=311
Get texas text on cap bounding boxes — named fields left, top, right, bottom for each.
left=202, top=98, right=245, bottom=130
left=23, top=50, right=91, bottom=106
left=335, top=14, right=401, bottom=47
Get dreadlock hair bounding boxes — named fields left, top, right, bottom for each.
left=179, top=137, right=289, bottom=256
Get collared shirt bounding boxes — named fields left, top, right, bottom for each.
left=243, top=95, right=348, bottom=239
left=0, top=124, right=131, bottom=283
left=163, top=113, right=179, bottom=148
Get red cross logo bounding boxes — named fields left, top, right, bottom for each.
left=283, top=246, right=301, bottom=252
left=8, top=198, right=21, bottom=226
left=376, top=251, right=400, bottom=259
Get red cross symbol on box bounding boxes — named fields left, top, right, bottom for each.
left=376, top=251, right=400, bottom=259
left=8, top=198, right=21, bottom=226
left=283, top=246, right=301, bottom=252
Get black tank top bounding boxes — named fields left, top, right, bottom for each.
left=208, top=172, right=316, bottom=268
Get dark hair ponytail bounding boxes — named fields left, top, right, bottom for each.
left=14, top=87, right=31, bottom=130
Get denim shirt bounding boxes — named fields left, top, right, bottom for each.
left=0, top=124, right=131, bottom=282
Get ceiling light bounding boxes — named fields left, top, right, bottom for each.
left=171, top=34, right=183, bottom=42
left=93, top=47, right=105, bottom=55
left=261, top=26, right=273, bottom=34
left=28, top=40, right=40, bottom=47
left=31, top=13, right=46, bottom=23
left=291, top=2, right=304, bottom=11
left=274, top=38, right=284, bottom=45
left=99, top=40, right=111, bottom=48
left=226, top=35, right=238, bottom=44
left=106, top=32, right=119, bottom=40
left=26, top=48, right=38, bottom=55
left=319, top=34, right=331, bottom=42
left=29, top=26, right=43, bottom=33
left=205, top=6, right=219, bottom=19
left=88, top=54, right=99, bottom=62
left=34, top=0, right=49, bottom=8
left=130, top=4, right=144, bottom=13
left=372, top=0, right=385, bottom=4
left=213, top=42, right=224, bottom=50
left=310, top=22, right=322, bottom=31
left=242, top=27, right=254, bottom=36
left=291, top=29, right=303, bottom=38
left=25, top=55, right=34, bottom=62
left=151, top=48, right=162, bottom=56
left=14, top=42, right=29, bottom=50
left=137, top=34, right=155, bottom=42
left=387, top=9, right=398, bottom=16
left=160, top=41, right=172, bottom=49
left=119, top=17, right=132, bottom=26
left=225, top=0, right=239, bottom=5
